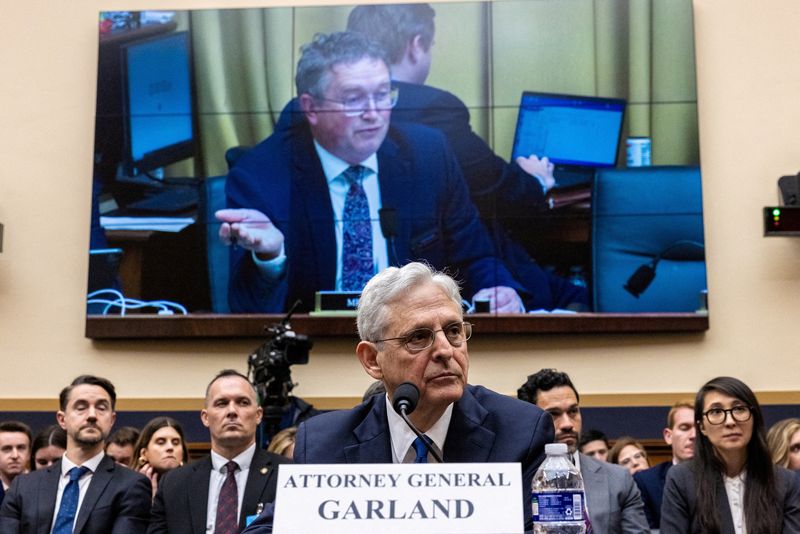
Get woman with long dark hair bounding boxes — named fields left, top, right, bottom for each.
left=661, top=376, right=800, bottom=533
left=129, top=416, right=188, bottom=500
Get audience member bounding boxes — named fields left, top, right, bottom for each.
left=518, top=368, right=649, bottom=533
left=266, top=427, right=297, bottom=460
left=217, top=31, right=526, bottom=314
left=148, top=370, right=288, bottom=534
left=30, top=424, right=67, bottom=470
left=105, top=425, right=140, bottom=466
left=345, top=3, right=588, bottom=311
left=661, top=376, right=800, bottom=532
left=579, top=429, right=610, bottom=462
left=131, top=416, right=188, bottom=500
left=609, top=436, right=650, bottom=475
left=633, top=400, right=695, bottom=528
left=767, top=417, right=800, bottom=470
left=0, top=421, right=31, bottom=505
left=0, top=375, right=151, bottom=532
left=247, top=262, right=554, bottom=532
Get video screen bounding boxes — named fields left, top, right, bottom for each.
left=88, top=0, right=704, bottom=322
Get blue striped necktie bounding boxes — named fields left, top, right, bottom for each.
left=53, top=465, right=90, bottom=534
left=340, top=165, right=373, bottom=291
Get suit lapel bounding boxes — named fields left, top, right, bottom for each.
left=716, top=475, right=736, bottom=532
left=290, top=131, right=337, bottom=289
left=580, top=454, right=610, bottom=533
left=38, top=462, right=62, bottom=534
left=189, top=458, right=212, bottom=534
left=347, top=398, right=393, bottom=463
left=376, top=135, right=413, bottom=263
left=239, top=449, right=277, bottom=528
left=443, top=387, right=494, bottom=463
left=73, top=456, right=114, bottom=534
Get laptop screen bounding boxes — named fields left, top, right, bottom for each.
left=511, top=92, right=626, bottom=167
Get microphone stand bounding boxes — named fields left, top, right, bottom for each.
left=393, top=382, right=444, bottom=463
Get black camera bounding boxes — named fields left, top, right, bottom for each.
left=247, top=301, right=313, bottom=439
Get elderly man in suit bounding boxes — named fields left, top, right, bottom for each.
left=148, top=370, right=288, bottom=534
left=216, top=31, right=526, bottom=314
left=518, top=369, right=650, bottom=534
left=0, top=375, right=152, bottom=534
left=279, top=261, right=552, bottom=532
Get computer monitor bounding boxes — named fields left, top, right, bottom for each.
left=511, top=92, right=626, bottom=167
left=119, top=31, right=196, bottom=177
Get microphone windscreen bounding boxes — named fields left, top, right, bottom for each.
left=392, top=382, right=420, bottom=415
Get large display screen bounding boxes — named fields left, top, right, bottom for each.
left=87, top=0, right=706, bottom=335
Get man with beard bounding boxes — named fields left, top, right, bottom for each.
left=518, top=369, right=649, bottom=534
left=0, top=375, right=151, bottom=533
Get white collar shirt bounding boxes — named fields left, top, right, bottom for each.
left=723, top=470, right=747, bottom=534
left=314, top=141, right=388, bottom=290
left=385, top=394, right=452, bottom=463
left=50, top=450, right=105, bottom=533
left=205, top=443, right=257, bottom=533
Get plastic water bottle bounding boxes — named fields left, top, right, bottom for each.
left=531, top=443, right=586, bottom=533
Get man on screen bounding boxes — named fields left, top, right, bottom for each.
left=216, top=31, right=526, bottom=314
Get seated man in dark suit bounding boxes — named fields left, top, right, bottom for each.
left=0, top=375, right=152, bottom=533
left=518, top=369, right=649, bottom=534
left=148, top=370, right=288, bottom=534
left=0, top=421, right=32, bottom=506
left=633, top=400, right=695, bottom=529
left=216, top=31, right=526, bottom=314
left=345, top=3, right=589, bottom=311
left=289, top=261, right=554, bottom=530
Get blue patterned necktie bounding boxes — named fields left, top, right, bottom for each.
left=340, top=165, right=373, bottom=291
left=413, top=435, right=431, bottom=463
left=53, top=465, right=90, bottom=534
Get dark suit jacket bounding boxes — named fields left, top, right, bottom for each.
left=660, top=460, right=800, bottom=533
left=0, top=455, right=151, bottom=534
left=633, top=460, right=672, bottom=528
left=293, top=384, right=554, bottom=530
left=272, top=91, right=588, bottom=311
left=147, top=448, right=288, bottom=534
left=226, top=118, right=522, bottom=312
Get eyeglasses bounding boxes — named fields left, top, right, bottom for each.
left=702, top=405, right=753, bottom=425
left=313, top=85, right=399, bottom=117
left=373, top=321, right=472, bottom=352
left=619, top=451, right=647, bottom=466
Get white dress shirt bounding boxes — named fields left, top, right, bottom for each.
left=385, top=394, right=452, bottom=463
left=50, top=451, right=105, bottom=533
left=252, top=141, right=389, bottom=288
left=723, top=471, right=747, bottom=534
left=205, top=443, right=257, bottom=533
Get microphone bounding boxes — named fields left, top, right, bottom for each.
left=392, top=382, right=443, bottom=463
left=379, top=208, right=399, bottom=266
left=624, top=240, right=705, bottom=297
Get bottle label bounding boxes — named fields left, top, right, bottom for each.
left=531, top=490, right=584, bottom=522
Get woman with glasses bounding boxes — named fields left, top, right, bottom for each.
left=661, top=376, right=800, bottom=533
left=608, top=436, right=650, bottom=475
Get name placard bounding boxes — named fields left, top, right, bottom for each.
left=273, top=462, right=523, bottom=534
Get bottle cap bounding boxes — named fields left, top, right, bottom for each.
left=545, top=443, right=569, bottom=455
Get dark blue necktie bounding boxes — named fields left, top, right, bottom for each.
left=341, top=165, right=373, bottom=291
left=413, top=435, right=431, bottom=464
left=53, top=465, right=90, bottom=534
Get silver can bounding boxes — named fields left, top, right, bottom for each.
left=626, top=137, right=652, bottom=167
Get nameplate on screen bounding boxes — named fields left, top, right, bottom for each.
left=273, top=463, right=523, bottom=534
left=310, top=290, right=361, bottom=316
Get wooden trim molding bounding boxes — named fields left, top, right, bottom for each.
left=86, top=312, right=709, bottom=339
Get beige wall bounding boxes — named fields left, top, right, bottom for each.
left=1, top=0, right=799, bottom=406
